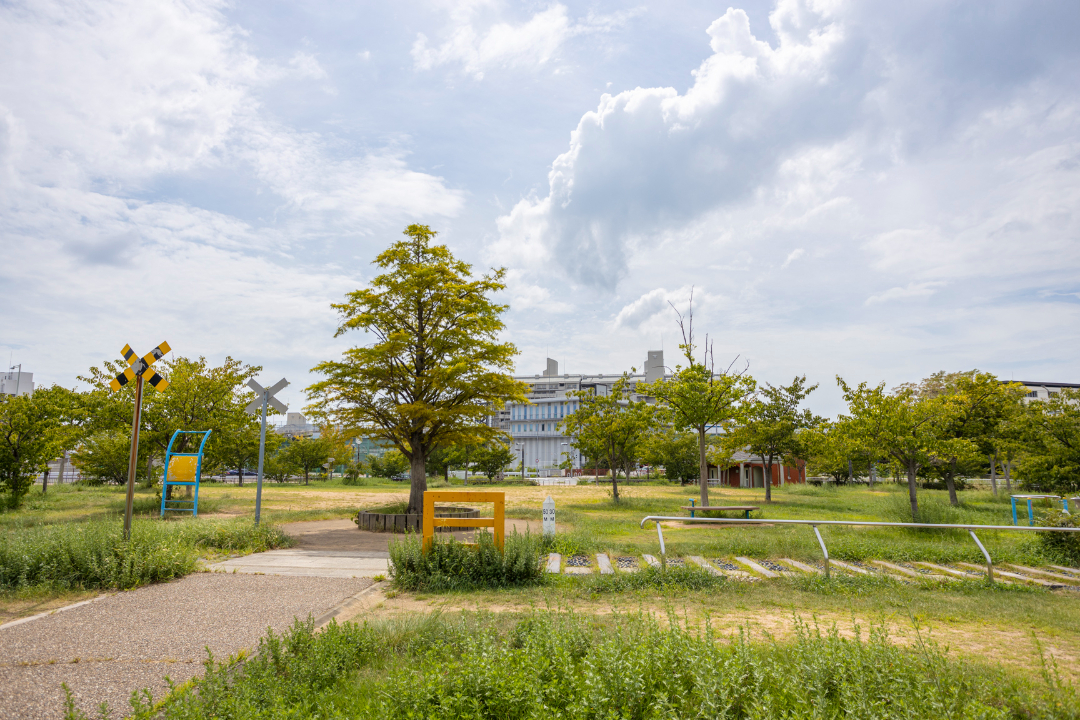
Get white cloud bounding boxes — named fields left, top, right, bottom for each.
left=864, top=281, right=945, bottom=306
left=489, top=0, right=1080, bottom=411
left=412, top=2, right=636, bottom=79
left=0, top=0, right=463, bottom=389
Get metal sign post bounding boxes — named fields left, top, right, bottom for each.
left=245, top=377, right=288, bottom=526
left=109, top=342, right=171, bottom=541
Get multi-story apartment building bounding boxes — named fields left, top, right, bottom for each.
left=499, top=351, right=667, bottom=476
left=1017, top=381, right=1080, bottom=402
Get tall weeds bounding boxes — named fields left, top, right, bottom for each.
left=1, top=518, right=290, bottom=592
left=389, top=529, right=543, bottom=591
left=79, top=611, right=1079, bottom=720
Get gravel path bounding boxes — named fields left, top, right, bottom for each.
left=0, top=573, right=372, bottom=720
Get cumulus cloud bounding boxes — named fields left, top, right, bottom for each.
left=0, top=0, right=463, bottom=386
left=492, top=0, right=1080, bottom=298
left=412, top=2, right=636, bottom=79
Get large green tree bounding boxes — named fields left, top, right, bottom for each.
left=638, top=300, right=755, bottom=506
left=561, top=374, right=658, bottom=502
left=280, top=435, right=334, bottom=484
left=307, top=225, right=526, bottom=515
left=0, top=386, right=81, bottom=507
left=898, top=371, right=1026, bottom=504
left=838, top=378, right=968, bottom=521
left=1018, top=388, right=1080, bottom=495
left=729, top=376, right=820, bottom=503
left=642, top=428, right=699, bottom=484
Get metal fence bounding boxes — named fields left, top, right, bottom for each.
left=638, top=515, right=1080, bottom=583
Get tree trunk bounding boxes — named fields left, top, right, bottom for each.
left=907, top=460, right=919, bottom=521
left=945, top=457, right=958, bottom=506
left=989, top=454, right=997, bottom=495
left=238, top=466, right=244, bottom=487
left=444, top=464, right=449, bottom=484
left=611, top=464, right=620, bottom=502
left=762, top=455, right=773, bottom=503
left=145, top=453, right=154, bottom=489
left=697, top=427, right=709, bottom=507
left=1004, top=460, right=1012, bottom=492
left=42, top=468, right=49, bottom=495
left=407, top=435, right=427, bottom=516
left=868, top=460, right=876, bottom=489
left=847, top=458, right=854, bottom=485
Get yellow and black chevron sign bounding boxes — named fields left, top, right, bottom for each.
left=110, top=341, right=171, bottom=392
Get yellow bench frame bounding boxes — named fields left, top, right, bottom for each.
left=422, top=490, right=504, bottom=552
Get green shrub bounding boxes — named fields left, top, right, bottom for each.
left=76, top=611, right=1078, bottom=719
left=0, top=518, right=291, bottom=592
left=388, top=530, right=543, bottom=591
left=1037, top=510, right=1080, bottom=565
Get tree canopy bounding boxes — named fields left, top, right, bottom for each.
left=638, top=298, right=755, bottom=506
left=561, top=374, right=658, bottom=502
left=307, top=224, right=526, bottom=514
left=728, top=376, right=820, bottom=503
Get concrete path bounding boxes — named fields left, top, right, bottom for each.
left=209, top=519, right=392, bottom=578
left=0, top=574, right=372, bottom=720
left=208, top=548, right=391, bottom=577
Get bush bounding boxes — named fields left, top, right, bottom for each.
left=0, top=518, right=291, bottom=592
left=388, top=530, right=543, bottom=591
left=76, top=611, right=1078, bottom=719
left=1037, top=510, right=1080, bottom=566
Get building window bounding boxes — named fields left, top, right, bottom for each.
left=1026, top=391, right=1038, bottom=398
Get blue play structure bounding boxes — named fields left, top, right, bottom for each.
left=160, top=430, right=211, bottom=517
left=1010, top=494, right=1069, bottom=525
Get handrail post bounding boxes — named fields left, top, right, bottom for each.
left=968, top=530, right=994, bottom=583
left=655, top=520, right=667, bottom=570
left=812, top=525, right=829, bottom=579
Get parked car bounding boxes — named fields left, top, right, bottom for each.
left=390, top=473, right=409, bottom=482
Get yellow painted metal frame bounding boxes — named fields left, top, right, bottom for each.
left=422, top=490, right=504, bottom=552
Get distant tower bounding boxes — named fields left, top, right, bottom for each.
left=644, top=350, right=664, bottom=383
left=543, top=358, right=558, bottom=377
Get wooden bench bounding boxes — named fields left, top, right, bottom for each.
left=680, top=505, right=759, bottom=519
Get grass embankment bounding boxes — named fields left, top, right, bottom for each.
left=0, top=517, right=292, bottom=619
left=519, top=483, right=1076, bottom=567
left=67, top=611, right=1078, bottom=719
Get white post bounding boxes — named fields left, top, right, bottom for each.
left=255, top=391, right=268, bottom=526
left=542, top=496, right=556, bottom=537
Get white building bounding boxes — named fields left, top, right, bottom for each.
left=498, top=351, right=668, bottom=476
left=1017, top=381, right=1079, bottom=402
left=274, top=412, right=318, bottom=438
left=0, top=370, right=33, bottom=396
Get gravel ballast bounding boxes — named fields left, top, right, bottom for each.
left=0, top=573, right=372, bottom=719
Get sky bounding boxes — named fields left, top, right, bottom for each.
left=2, top=0, right=1078, bottom=418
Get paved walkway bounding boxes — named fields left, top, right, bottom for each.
left=209, top=520, right=394, bottom=578
left=0, top=574, right=372, bottom=720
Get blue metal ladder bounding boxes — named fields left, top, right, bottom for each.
left=160, top=430, right=211, bottom=517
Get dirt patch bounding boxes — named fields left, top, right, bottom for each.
left=0, top=592, right=102, bottom=625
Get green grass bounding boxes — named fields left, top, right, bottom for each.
left=0, top=517, right=292, bottom=592
left=67, top=610, right=1078, bottom=719
left=554, top=483, right=1078, bottom=568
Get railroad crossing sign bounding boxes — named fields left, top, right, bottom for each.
left=245, top=377, right=288, bottom=525
left=110, top=342, right=171, bottom=392
left=109, top=341, right=171, bottom=540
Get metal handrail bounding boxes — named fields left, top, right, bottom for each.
left=639, top=515, right=1080, bottom=583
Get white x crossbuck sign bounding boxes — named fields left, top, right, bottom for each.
left=245, top=378, right=289, bottom=415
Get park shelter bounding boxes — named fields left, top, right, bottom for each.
left=709, top=450, right=807, bottom=488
